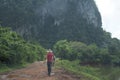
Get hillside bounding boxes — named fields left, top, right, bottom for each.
left=0, top=0, right=104, bottom=48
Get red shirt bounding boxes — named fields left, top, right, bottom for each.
left=47, top=52, right=54, bottom=62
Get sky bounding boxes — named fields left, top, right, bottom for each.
left=95, top=0, right=120, bottom=39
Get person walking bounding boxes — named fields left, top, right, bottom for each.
left=46, top=49, right=54, bottom=76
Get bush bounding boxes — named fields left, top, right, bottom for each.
left=0, top=27, right=46, bottom=65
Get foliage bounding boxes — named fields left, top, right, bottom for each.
left=0, top=27, right=46, bottom=65
left=68, top=41, right=88, bottom=61
left=53, top=40, right=71, bottom=60
left=53, top=40, right=120, bottom=66
left=108, top=38, right=120, bottom=66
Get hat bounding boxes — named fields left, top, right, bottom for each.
left=46, top=49, right=52, bottom=52
left=49, top=49, right=52, bottom=52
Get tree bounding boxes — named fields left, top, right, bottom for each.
left=0, top=27, right=46, bottom=65
left=53, top=40, right=71, bottom=60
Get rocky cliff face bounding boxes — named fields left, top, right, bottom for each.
left=37, top=0, right=101, bottom=27
left=0, top=0, right=103, bottom=48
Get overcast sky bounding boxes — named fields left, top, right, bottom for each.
left=95, top=0, right=120, bottom=39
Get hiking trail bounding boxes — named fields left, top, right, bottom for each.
left=0, top=61, right=80, bottom=80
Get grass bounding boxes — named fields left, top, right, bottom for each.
left=0, top=63, right=28, bottom=73
left=0, top=64, right=11, bottom=73
left=55, top=60, right=120, bottom=80
left=99, top=66, right=120, bottom=80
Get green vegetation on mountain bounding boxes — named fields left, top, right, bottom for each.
left=0, top=0, right=104, bottom=48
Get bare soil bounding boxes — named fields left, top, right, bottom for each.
left=0, top=61, right=80, bottom=80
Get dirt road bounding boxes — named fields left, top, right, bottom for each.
left=0, top=61, right=80, bottom=80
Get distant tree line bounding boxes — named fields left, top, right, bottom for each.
left=53, top=39, right=120, bottom=66
left=0, top=26, right=120, bottom=67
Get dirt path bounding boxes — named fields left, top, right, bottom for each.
left=0, top=61, right=80, bottom=80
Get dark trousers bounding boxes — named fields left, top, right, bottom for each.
left=47, top=62, right=52, bottom=76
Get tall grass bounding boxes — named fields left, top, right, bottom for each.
left=55, top=60, right=120, bottom=80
